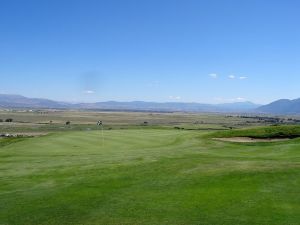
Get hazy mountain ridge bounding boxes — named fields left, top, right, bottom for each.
left=257, top=98, right=300, bottom=114
left=0, top=94, right=69, bottom=108
left=0, top=94, right=261, bottom=112
left=3, top=94, right=299, bottom=114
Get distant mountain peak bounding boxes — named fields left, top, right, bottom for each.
left=257, top=98, right=300, bottom=114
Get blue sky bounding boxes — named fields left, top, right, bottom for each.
left=1, top=0, right=300, bottom=104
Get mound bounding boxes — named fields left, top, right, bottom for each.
left=210, top=125, right=300, bottom=142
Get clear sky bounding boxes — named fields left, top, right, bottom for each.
left=1, top=0, right=300, bottom=104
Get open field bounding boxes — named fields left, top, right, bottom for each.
left=1, top=110, right=300, bottom=133
left=1, top=111, right=300, bottom=225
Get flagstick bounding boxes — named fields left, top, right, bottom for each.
left=97, top=121, right=104, bottom=147
left=101, top=124, right=104, bottom=147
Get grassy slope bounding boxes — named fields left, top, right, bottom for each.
left=210, top=125, right=300, bottom=138
left=0, top=129, right=300, bottom=225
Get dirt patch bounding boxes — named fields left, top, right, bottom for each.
left=213, top=137, right=292, bottom=143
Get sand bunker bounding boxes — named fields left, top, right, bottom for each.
left=213, top=137, right=292, bottom=143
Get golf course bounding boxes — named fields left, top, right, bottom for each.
left=1, top=125, right=300, bottom=225
left=3, top=0, right=300, bottom=224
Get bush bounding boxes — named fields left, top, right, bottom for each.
left=0, top=119, right=3, bottom=122
left=5, top=118, right=13, bottom=122
left=66, top=121, right=71, bottom=125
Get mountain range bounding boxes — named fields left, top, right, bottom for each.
left=257, top=99, right=300, bottom=114
left=1, top=94, right=299, bottom=114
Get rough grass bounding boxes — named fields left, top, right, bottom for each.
left=0, top=110, right=276, bottom=133
left=1, top=128, right=300, bottom=225
left=0, top=137, right=28, bottom=148
left=210, top=125, right=300, bottom=139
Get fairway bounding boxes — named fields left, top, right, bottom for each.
left=1, top=128, right=300, bottom=225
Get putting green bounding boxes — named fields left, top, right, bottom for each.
left=1, top=129, right=300, bottom=225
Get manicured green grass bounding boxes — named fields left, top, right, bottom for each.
left=1, top=128, right=300, bottom=225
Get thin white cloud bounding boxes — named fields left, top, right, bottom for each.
left=213, top=97, right=247, bottom=103
left=169, top=96, right=182, bottom=100
left=83, top=90, right=95, bottom=94
left=236, top=97, right=246, bottom=101
left=209, top=73, right=218, bottom=79
left=209, top=73, right=247, bottom=80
